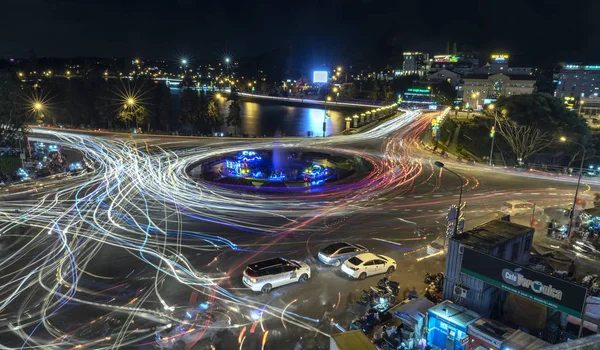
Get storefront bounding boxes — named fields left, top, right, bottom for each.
left=427, top=301, right=480, bottom=350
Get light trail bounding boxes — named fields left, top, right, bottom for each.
left=0, top=109, right=447, bottom=348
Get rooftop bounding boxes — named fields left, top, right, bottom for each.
left=429, top=300, right=480, bottom=327
left=451, top=219, right=532, bottom=252
left=463, top=73, right=536, bottom=81
left=330, top=330, right=377, bottom=350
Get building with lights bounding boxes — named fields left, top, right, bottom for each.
left=577, top=96, right=600, bottom=127
left=402, top=52, right=429, bottom=76
left=555, top=64, right=600, bottom=99
left=426, top=68, right=461, bottom=87
left=474, top=54, right=534, bottom=76
left=459, top=73, right=536, bottom=109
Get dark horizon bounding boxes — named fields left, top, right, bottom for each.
left=3, top=0, right=599, bottom=67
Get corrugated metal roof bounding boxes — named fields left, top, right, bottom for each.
left=451, top=219, right=532, bottom=252
left=501, top=329, right=550, bottom=350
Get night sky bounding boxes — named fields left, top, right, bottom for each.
left=3, top=0, right=598, bottom=65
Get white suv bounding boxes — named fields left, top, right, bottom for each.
left=243, top=258, right=311, bottom=293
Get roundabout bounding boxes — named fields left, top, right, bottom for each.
left=193, top=148, right=375, bottom=192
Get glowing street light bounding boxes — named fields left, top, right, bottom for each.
left=326, top=96, right=332, bottom=102
left=225, top=57, right=231, bottom=63
left=34, top=102, right=43, bottom=111
left=18, top=72, right=24, bottom=78
left=560, top=136, right=586, bottom=238
left=181, top=59, right=188, bottom=65
left=127, top=98, right=135, bottom=106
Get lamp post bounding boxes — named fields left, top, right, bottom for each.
left=488, top=104, right=497, bottom=166
left=323, top=96, right=332, bottom=137
left=434, top=161, right=463, bottom=239
left=560, top=136, right=586, bottom=238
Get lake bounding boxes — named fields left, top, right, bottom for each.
left=170, top=89, right=365, bottom=137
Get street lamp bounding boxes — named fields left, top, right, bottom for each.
left=561, top=136, right=586, bottom=238
left=488, top=104, right=498, bottom=166
left=434, top=161, right=463, bottom=239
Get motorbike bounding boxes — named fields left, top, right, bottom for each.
left=424, top=272, right=444, bottom=287
left=360, top=289, right=376, bottom=305
left=360, top=286, right=396, bottom=306
left=582, top=273, right=597, bottom=288
left=377, top=277, right=400, bottom=296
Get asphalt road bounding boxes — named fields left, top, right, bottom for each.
left=0, top=114, right=597, bottom=350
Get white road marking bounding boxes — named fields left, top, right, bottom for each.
left=397, top=218, right=417, bottom=225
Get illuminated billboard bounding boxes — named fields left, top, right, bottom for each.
left=434, top=55, right=460, bottom=63
left=313, top=71, right=328, bottom=83
left=491, top=54, right=509, bottom=61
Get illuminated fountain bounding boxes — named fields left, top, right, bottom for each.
left=195, top=148, right=370, bottom=192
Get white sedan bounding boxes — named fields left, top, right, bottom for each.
left=341, top=253, right=396, bottom=280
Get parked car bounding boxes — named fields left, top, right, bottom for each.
left=243, top=257, right=310, bottom=293
left=318, top=242, right=368, bottom=267
left=341, top=253, right=396, bottom=280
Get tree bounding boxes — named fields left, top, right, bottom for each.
left=133, top=106, right=150, bottom=131
left=432, top=81, right=457, bottom=106
left=118, top=106, right=134, bottom=129
left=206, top=99, right=223, bottom=132
left=496, top=114, right=553, bottom=165
left=226, top=100, right=242, bottom=135
left=377, top=84, right=394, bottom=101
left=0, top=71, right=29, bottom=147
left=495, top=93, right=589, bottom=138
left=157, top=85, right=171, bottom=131
left=179, top=89, right=200, bottom=130
left=339, top=83, right=358, bottom=99
left=495, top=93, right=592, bottom=164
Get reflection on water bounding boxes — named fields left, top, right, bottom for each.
left=170, top=89, right=361, bottom=137
left=231, top=101, right=349, bottom=137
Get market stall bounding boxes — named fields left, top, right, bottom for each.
left=427, top=300, right=480, bottom=350
left=388, top=298, right=434, bottom=349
